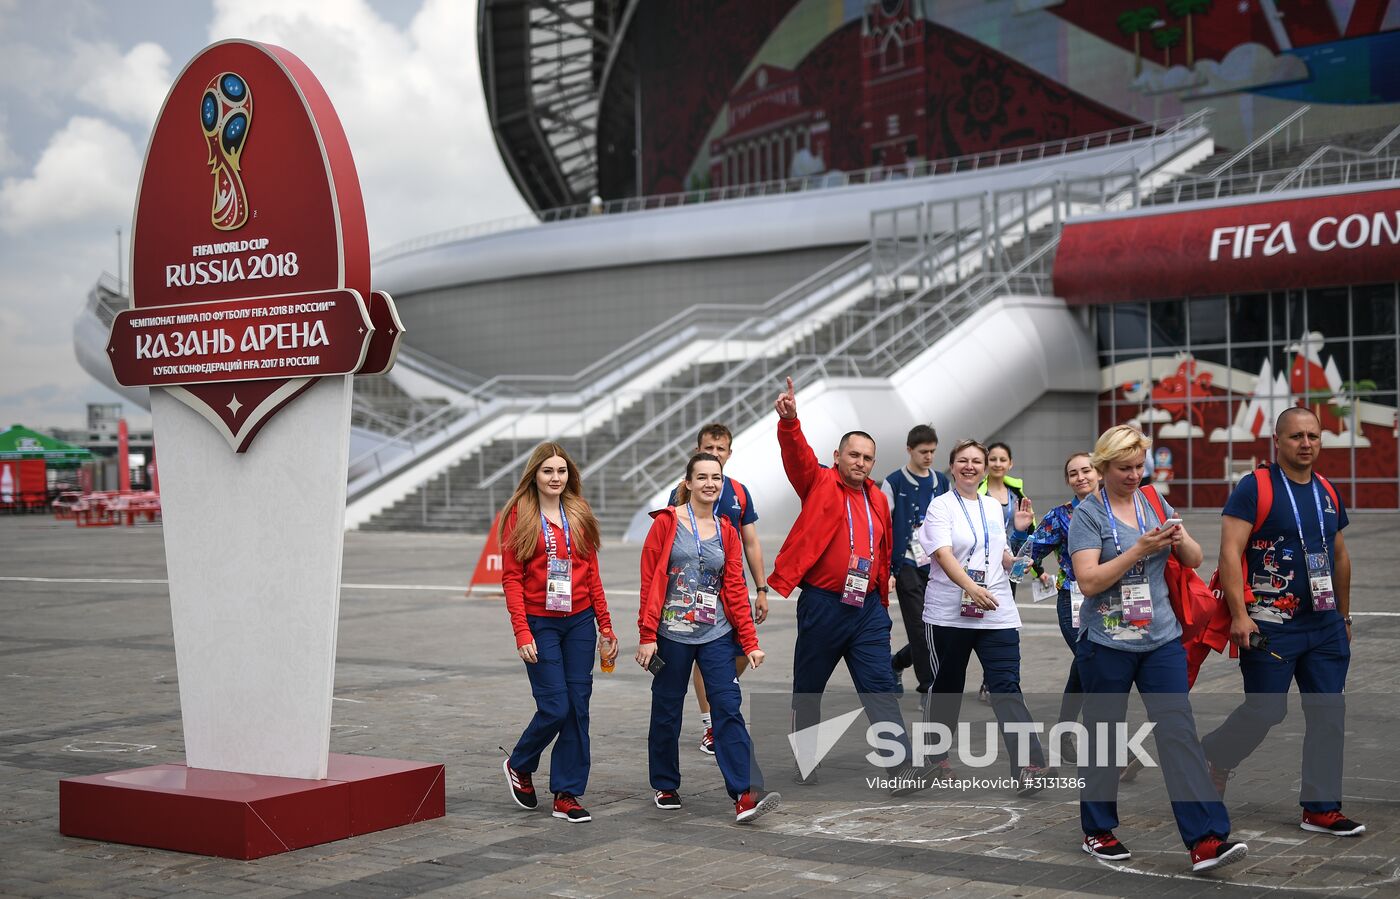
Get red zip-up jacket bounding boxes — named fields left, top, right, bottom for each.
left=638, top=507, right=759, bottom=653
left=767, top=417, right=892, bottom=604
left=501, top=507, right=614, bottom=648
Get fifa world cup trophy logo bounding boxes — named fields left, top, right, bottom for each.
left=201, top=72, right=252, bottom=231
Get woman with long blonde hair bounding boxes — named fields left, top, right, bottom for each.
left=499, top=442, right=618, bottom=824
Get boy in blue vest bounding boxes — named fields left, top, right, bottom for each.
left=668, top=423, right=766, bottom=755
left=880, top=425, right=949, bottom=701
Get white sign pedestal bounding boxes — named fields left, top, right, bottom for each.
left=154, top=377, right=350, bottom=780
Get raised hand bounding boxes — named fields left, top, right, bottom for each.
left=774, top=377, right=797, bottom=420
left=1012, top=496, right=1034, bottom=532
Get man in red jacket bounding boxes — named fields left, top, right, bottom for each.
left=769, top=378, right=915, bottom=789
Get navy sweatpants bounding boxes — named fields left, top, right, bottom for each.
left=650, top=633, right=755, bottom=799
left=924, top=623, right=1045, bottom=776
left=1201, top=615, right=1349, bottom=813
left=509, top=607, right=596, bottom=797
left=1056, top=587, right=1084, bottom=723
left=892, top=565, right=934, bottom=693
left=791, top=585, right=909, bottom=758
left=1076, top=637, right=1230, bottom=847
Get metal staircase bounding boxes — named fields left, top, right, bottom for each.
left=359, top=106, right=1400, bottom=535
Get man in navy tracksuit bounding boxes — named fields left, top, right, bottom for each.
left=881, top=424, right=949, bottom=699
left=1201, top=407, right=1363, bottom=837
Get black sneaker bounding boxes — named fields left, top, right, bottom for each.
left=1301, top=809, right=1365, bottom=836
left=654, top=789, right=682, bottom=810
left=502, top=755, right=537, bottom=810
left=1017, top=765, right=1055, bottom=798
left=1191, top=835, right=1247, bottom=873
left=552, top=792, right=592, bottom=823
left=793, top=763, right=818, bottom=786
left=889, top=763, right=928, bottom=797
left=1120, top=757, right=1146, bottom=783
left=1083, top=831, right=1131, bottom=860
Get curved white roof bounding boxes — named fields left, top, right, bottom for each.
left=375, top=137, right=1171, bottom=295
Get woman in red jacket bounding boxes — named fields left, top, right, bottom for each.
left=637, top=452, right=780, bottom=824
left=500, top=442, right=619, bottom=824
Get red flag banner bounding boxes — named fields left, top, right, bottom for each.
left=468, top=511, right=505, bottom=595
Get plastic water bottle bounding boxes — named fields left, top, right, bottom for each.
left=1008, top=533, right=1035, bottom=584
left=600, top=643, right=615, bottom=674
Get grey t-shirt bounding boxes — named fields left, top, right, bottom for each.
left=1067, top=492, right=1182, bottom=652
left=660, top=526, right=731, bottom=645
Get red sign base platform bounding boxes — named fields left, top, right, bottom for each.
left=58, top=754, right=444, bottom=859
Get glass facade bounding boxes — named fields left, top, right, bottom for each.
left=1094, top=283, right=1400, bottom=510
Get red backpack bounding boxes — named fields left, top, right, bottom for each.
left=1139, top=484, right=1227, bottom=649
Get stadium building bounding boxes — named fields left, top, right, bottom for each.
left=77, top=0, right=1400, bottom=536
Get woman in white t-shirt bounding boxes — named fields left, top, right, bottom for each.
left=916, top=438, right=1051, bottom=795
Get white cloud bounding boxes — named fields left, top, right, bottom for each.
left=1210, top=425, right=1261, bottom=443
left=77, top=40, right=173, bottom=126
left=0, top=115, right=141, bottom=233
left=1156, top=420, right=1205, bottom=439
left=1133, top=42, right=1310, bottom=98
left=0, top=113, right=20, bottom=173
left=207, top=0, right=529, bottom=249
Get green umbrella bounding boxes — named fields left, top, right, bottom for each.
left=0, top=424, right=96, bottom=465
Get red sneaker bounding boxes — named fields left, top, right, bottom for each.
left=1082, top=832, right=1131, bottom=861
left=1301, top=809, right=1365, bottom=836
left=1190, top=835, right=1248, bottom=873
left=734, top=789, right=780, bottom=824
left=699, top=726, right=715, bottom=755
left=502, top=756, right=536, bottom=810
left=552, top=792, right=592, bottom=823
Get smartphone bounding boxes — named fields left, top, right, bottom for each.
left=646, top=654, right=667, bottom=675
left=1161, top=518, right=1183, bottom=529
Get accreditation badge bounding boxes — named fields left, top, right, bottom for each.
left=842, top=555, right=871, bottom=607
left=695, top=573, right=720, bottom=625
left=1307, top=552, right=1336, bottom=612
left=1069, top=580, right=1084, bottom=629
left=545, top=557, right=573, bottom=612
left=1121, top=561, right=1153, bottom=625
left=960, top=567, right=986, bottom=619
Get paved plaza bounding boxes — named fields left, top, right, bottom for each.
left=2, top=511, right=1398, bottom=898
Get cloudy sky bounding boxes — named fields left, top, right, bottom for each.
left=0, top=0, right=529, bottom=431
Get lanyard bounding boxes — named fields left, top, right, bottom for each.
left=1279, top=466, right=1330, bottom=558
left=955, top=493, right=991, bottom=572
left=540, top=502, right=572, bottom=561
left=1099, top=488, right=1147, bottom=556
left=685, top=502, right=717, bottom=579
left=845, top=488, right=874, bottom=559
